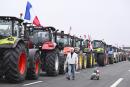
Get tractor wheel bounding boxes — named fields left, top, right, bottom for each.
left=82, top=54, right=87, bottom=69
left=87, top=53, right=93, bottom=68
left=78, top=54, right=83, bottom=70
left=97, top=76, right=100, bottom=80
left=26, top=52, right=40, bottom=80
left=46, top=51, right=59, bottom=76
left=109, top=57, right=113, bottom=64
left=97, top=54, right=105, bottom=66
left=3, top=43, right=27, bottom=83
left=59, top=54, right=66, bottom=74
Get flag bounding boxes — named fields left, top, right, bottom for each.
left=84, top=35, right=86, bottom=39
left=24, top=1, right=41, bottom=26
left=24, top=1, right=32, bottom=20
left=88, top=34, right=93, bottom=50
left=33, top=16, right=41, bottom=26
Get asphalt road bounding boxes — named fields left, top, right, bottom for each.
left=0, top=61, right=130, bottom=87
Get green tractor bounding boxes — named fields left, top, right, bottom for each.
left=83, top=39, right=95, bottom=68
left=0, top=16, right=40, bottom=82
left=92, top=40, right=108, bottom=66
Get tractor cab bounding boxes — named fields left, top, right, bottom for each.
left=83, top=39, right=92, bottom=53
left=92, top=40, right=106, bottom=53
left=24, top=24, right=56, bottom=49
left=0, top=16, right=25, bottom=48
left=0, top=16, right=23, bottom=41
left=71, top=36, right=83, bottom=53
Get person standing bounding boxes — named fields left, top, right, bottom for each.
left=65, top=48, right=78, bottom=80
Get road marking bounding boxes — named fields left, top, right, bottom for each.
left=128, top=70, right=130, bottom=72
left=110, top=78, right=124, bottom=87
left=23, top=81, right=43, bottom=86
left=75, top=71, right=80, bottom=74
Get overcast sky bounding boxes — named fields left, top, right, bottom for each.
left=0, top=0, right=130, bottom=47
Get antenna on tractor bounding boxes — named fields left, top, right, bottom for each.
left=68, top=26, right=72, bottom=35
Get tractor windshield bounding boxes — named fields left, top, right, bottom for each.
left=84, top=40, right=89, bottom=47
left=93, top=41, right=104, bottom=48
left=75, top=40, right=80, bottom=47
left=57, top=36, right=68, bottom=46
left=29, top=29, right=50, bottom=45
left=0, top=20, right=12, bottom=36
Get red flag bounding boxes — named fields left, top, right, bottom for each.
left=33, top=16, right=41, bottom=26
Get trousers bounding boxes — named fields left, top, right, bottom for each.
left=67, top=64, right=75, bottom=79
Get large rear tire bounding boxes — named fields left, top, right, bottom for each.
left=87, top=53, right=93, bottom=68
left=26, top=52, right=40, bottom=80
left=45, top=51, right=59, bottom=76
left=59, top=53, right=66, bottom=74
left=97, top=54, right=105, bottom=66
left=82, top=54, right=87, bottom=69
left=109, top=57, right=114, bottom=64
left=78, top=54, right=83, bottom=70
left=3, top=42, right=27, bottom=83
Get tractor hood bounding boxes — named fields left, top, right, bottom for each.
left=42, top=41, right=56, bottom=50
left=0, top=36, right=17, bottom=45
left=93, top=48, right=104, bottom=53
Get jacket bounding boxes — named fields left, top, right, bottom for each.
left=66, top=52, right=78, bottom=64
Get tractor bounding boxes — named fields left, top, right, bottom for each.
left=107, top=45, right=114, bottom=64
left=25, top=25, right=66, bottom=75
left=83, top=39, right=95, bottom=68
left=70, top=36, right=87, bottom=70
left=0, top=16, right=40, bottom=83
left=92, top=40, right=108, bottom=66
left=113, top=46, right=119, bottom=63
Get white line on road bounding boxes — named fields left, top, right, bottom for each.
left=128, top=70, right=130, bottom=72
left=23, top=81, right=43, bottom=86
left=110, top=78, right=124, bottom=87
left=75, top=71, right=80, bottom=74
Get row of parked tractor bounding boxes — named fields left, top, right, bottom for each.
left=0, top=16, right=128, bottom=83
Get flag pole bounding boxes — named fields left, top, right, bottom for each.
left=68, top=26, right=72, bottom=35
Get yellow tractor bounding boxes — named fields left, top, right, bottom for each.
left=83, top=39, right=96, bottom=68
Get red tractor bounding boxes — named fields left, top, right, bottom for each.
left=25, top=25, right=66, bottom=75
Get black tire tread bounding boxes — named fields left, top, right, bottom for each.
left=3, top=43, right=27, bottom=83
left=26, top=52, right=40, bottom=80
left=45, top=51, right=59, bottom=76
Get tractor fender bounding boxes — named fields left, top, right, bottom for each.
left=12, top=38, right=25, bottom=48
left=28, top=49, right=40, bottom=61
left=27, top=49, right=40, bottom=69
left=42, top=41, right=56, bottom=50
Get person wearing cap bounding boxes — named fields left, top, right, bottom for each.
left=65, top=48, right=78, bottom=80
